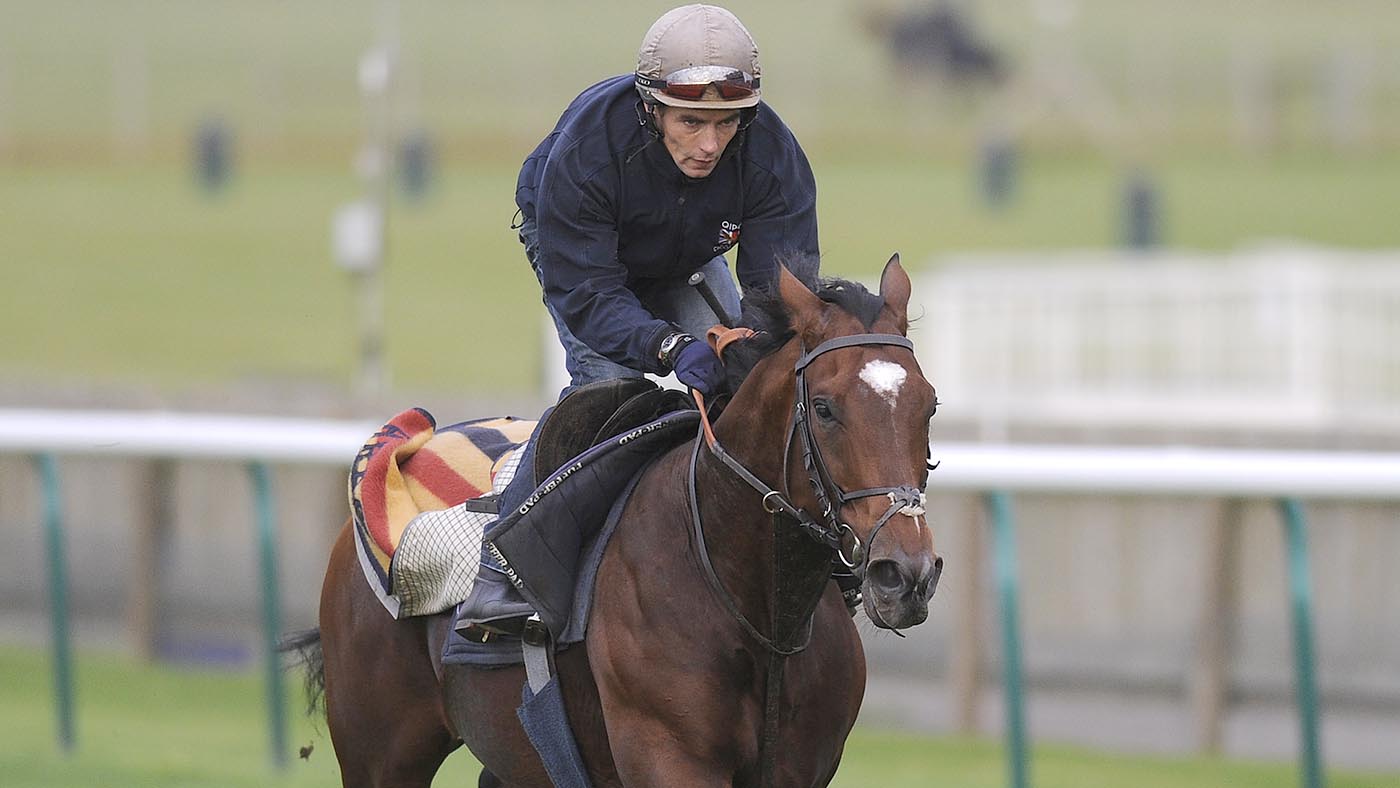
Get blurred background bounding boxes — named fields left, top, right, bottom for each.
left=2, top=1, right=1398, bottom=785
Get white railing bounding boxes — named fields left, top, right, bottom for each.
left=3, top=408, right=1399, bottom=783
left=917, top=245, right=1400, bottom=433
left=0, top=408, right=376, bottom=463
left=4, top=407, right=1397, bottom=497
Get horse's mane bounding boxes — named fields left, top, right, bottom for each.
left=723, top=255, right=886, bottom=389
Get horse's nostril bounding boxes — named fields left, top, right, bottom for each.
left=867, top=560, right=904, bottom=593
left=925, top=555, right=944, bottom=597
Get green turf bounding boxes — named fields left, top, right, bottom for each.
left=4, top=150, right=1398, bottom=396
left=1, top=646, right=1396, bottom=787
left=3, top=0, right=1399, bottom=397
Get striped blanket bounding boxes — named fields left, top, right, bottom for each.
left=348, top=408, right=537, bottom=618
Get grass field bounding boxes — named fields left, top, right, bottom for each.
left=3, top=0, right=1400, bottom=398
left=2, top=645, right=1397, bottom=788
left=3, top=6, right=1398, bottom=785
left=4, top=151, right=1398, bottom=398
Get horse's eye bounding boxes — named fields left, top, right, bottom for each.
left=812, top=399, right=835, bottom=422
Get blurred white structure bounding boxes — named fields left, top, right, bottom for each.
left=542, top=313, right=686, bottom=402
left=917, top=245, right=1400, bottom=438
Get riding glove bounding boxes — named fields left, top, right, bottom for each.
left=672, top=340, right=727, bottom=396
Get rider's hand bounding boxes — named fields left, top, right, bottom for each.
left=672, top=341, right=726, bottom=396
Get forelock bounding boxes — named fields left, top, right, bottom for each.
left=721, top=255, right=887, bottom=388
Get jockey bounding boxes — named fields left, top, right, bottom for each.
left=461, top=4, right=821, bottom=634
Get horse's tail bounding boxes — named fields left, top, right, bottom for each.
left=278, top=628, right=326, bottom=718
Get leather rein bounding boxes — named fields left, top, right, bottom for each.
left=685, top=329, right=929, bottom=788
left=686, top=331, right=928, bottom=654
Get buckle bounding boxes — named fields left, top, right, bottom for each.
left=461, top=625, right=495, bottom=644
left=466, top=616, right=529, bottom=640
left=521, top=614, right=549, bottom=648
left=842, top=587, right=863, bottom=615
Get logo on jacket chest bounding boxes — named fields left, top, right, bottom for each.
left=713, top=220, right=742, bottom=253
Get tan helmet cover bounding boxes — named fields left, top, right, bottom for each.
left=636, top=4, right=761, bottom=109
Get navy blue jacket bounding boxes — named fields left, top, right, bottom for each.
left=516, top=75, right=819, bottom=374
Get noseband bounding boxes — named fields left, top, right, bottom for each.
left=688, top=331, right=926, bottom=652
left=789, top=333, right=927, bottom=574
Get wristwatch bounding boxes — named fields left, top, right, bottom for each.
left=657, top=332, right=696, bottom=370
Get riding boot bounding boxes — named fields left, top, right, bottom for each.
left=455, top=412, right=553, bottom=638
left=457, top=448, right=541, bottom=637
left=831, top=560, right=863, bottom=616
left=457, top=566, right=535, bottom=637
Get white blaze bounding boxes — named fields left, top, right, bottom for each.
left=859, top=359, right=907, bottom=408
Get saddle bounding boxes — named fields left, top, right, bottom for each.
left=486, top=379, right=698, bottom=637
left=532, top=377, right=693, bottom=487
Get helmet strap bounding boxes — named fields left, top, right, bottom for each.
left=634, top=97, right=662, bottom=137
left=738, top=105, right=759, bottom=132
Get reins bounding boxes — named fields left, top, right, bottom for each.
left=685, top=329, right=927, bottom=788
left=686, top=434, right=813, bottom=656
left=689, top=332, right=928, bottom=604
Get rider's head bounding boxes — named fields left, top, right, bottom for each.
left=636, top=5, right=761, bottom=178
left=635, top=4, right=761, bottom=112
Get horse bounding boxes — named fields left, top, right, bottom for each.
left=287, top=255, right=943, bottom=787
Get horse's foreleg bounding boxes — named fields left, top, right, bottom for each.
left=606, top=719, right=738, bottom=788
left=319, top=524, right=459, bottom=788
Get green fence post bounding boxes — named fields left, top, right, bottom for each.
left=36, top=453, right=75, bottom=754
left=1278, top=498, right=1324, bottom=788
left=987, top=491, right=1028, bottom=788
left=249, top=462, right=287, bottom=770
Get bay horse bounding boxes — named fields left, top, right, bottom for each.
left=291, top=255, right=942, bottom=787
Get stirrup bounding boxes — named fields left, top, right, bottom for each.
left=456, top=568, right=537, bottom=637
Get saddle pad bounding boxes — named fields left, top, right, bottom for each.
left=349, top=408, right=536, bottom=618
left=442, top=467, right=649, bottom=668
left=487, top=409, right=701, bottom=636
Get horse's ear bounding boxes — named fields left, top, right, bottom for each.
left=777, top=264, right=825, bottom=329
left=878, top=253, right=911, bottom=333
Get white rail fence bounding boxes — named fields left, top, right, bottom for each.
left=3, top=408, right=1400, bottom=781
left=917, top=246, right=1400, bottom=434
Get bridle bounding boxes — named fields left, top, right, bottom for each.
left=687, top=331, right=928, bottom=653
left=789, top=333, right=928, bottom=575
left=685, top=328, right=930, bottom=788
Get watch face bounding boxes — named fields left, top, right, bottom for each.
left=661, top=333, right=689, bottom=364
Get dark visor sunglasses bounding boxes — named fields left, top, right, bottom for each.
left=636, top=66, right=759, bottom=101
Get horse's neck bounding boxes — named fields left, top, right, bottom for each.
left=698, top=385, right=833, bottom=645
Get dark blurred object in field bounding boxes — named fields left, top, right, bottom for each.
left=978, top=131, right=1018, bottom=209
left=863, top=1, right=1004, bottom=89
left=1121, top=168, right=1161, bottom=250
left=398, top=128, right=436, bottom=202
left=193, top=117, right=233, bottom=195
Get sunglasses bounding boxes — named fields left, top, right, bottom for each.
left=637, top=66, right=759, bottom=101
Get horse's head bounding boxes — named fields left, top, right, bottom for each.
left=772, top=254, right=942, bottom=630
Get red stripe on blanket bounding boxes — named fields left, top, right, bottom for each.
left=353, top=408, right=435, bottom=562
left=407, top=450, right=485, bottom=508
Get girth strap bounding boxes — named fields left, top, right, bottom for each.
left=759, top=649, right=785, bottom=788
